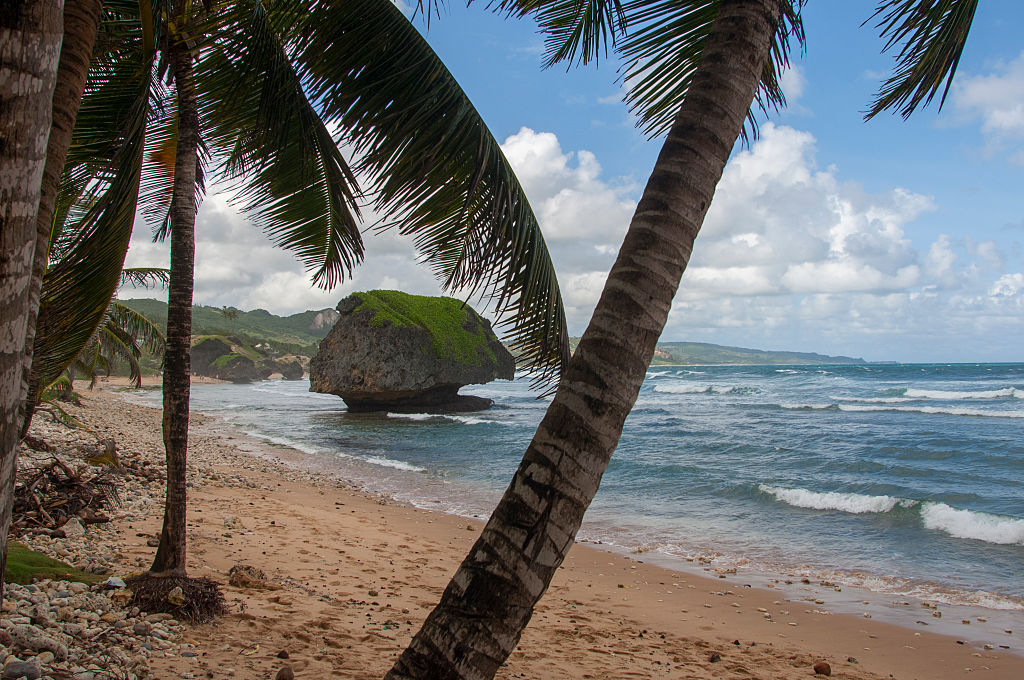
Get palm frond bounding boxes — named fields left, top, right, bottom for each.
left=194, top=0, right=364, bottom=289
left=489, top=0, right=628, bottom=68
left=40, top=374, right=73, bottom=404
left=120, top=267, right=170, bottom=288
left=109, top=299, right=166, bottom=355
left=291, top=0, right=569, bottom=387
left=30, top=24, right=155, bottom=401
left=616, top=0, right=805, bottom=140
left=865, top=0, right=978, bottom=119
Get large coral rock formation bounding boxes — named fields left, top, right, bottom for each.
left=309, top=291, right=515, bottom=412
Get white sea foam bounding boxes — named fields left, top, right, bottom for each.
left=920, top=503, right=1024, bottom=545
left=646, top=370, right=670, bottom=378
left=775, top=369, right=800, bottom=374
left=904, top=387, right=1021, bottom=400
left=778, top=402, right=835, bottom=410
left=838, top=404, right=1024, bottom=418
left=836, top=396, right=913, bottom=404
left=653, top=383, right=710, bottom=394
left=362, top=455, right=427, bottom=473
left=759, top=484, right=911, bottom=514
left=448, top=415, right=495, bottom=425
left=653, top=383, right=754, bottom=395
left=385, top=412, right=496, bottom=425
left=245, top=431, right=323, bottom=456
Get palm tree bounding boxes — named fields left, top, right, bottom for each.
left=57, top=0, right=571, bottom=599
left=384, top=1, right=980, bottom=677
left=21, top=0, right=106, bottom=441
left=0, top=0, right=64, bottom=607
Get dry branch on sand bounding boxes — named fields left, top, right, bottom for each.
left=12, top=455, right=120, bottom=537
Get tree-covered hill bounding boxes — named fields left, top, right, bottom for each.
left=123, top=298, right=866, bottom=367
left=120, top=298, right=337, bottom=357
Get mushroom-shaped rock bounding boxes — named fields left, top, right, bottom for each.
left=309, top=291, right=514, bottom=412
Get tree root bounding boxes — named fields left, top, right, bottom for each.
left=126, top=574, right=226, bottom=624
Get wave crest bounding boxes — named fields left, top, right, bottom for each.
left=904, top=387, right=1021, bottom=400
left=759, top=485, right=909, bottom=514
left=920, top=503, right=1024, bottom=545
left=838, top=404, right=1024, bottom=418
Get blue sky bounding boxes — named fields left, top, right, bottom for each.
left=124, top=2, right=1024, bottom=363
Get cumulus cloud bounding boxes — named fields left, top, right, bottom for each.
left=664, top=124, right=1021, bottom=361
left=953, top=51, right=1024, bottom=161
left=124, top=123, right=1022, bottom=363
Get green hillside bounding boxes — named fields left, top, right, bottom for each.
left=649, top=341, right=864, bottom=365
left=121, top=298, right=336, bottom=357
left=567, top=337, right=864, bottom=366
left=122, top=299, right=866, bottom=368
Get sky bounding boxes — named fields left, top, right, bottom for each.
left=122, top=2, right=1024, bottom=363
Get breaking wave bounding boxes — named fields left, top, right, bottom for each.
left=760, top=485, right=1024, bottom=545
left=903, top=387, right=1021, bottom=400
left=920, top=503, right=1024, bottom=545
left=837, top=404, right=1024, bottom=418
left=759, top=485, right=909, bottom=514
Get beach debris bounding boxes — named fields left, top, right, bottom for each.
left=11, top=456, right=120, bottom=537
left=228, top=563, right=280, bottom=591
left=847, top=656, right=859, bottom=664
left=708, top=652, right=721, bottom=662
left=166, top=586, right=186, bottom=606
left=126, top=575, right=227, bottom=623
left=812, top=660, right=832, bottom=675
left=276, top=650, right=290, bottom=659
left=223, top=515, right=245, bottom=530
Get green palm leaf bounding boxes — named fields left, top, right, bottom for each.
left=865, top=0, right=978, bottom=119
left=291, top=0, right=569, bottom=387
left=194, top=0, right=364, bottom=288
left=491, top=0, right=628, bottom=67
left=617, top=0, right=804, bottom=139
left=30, top=23, right=156, bottom=401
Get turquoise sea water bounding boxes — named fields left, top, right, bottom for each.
left=134, top=363, right=1024, bottom=616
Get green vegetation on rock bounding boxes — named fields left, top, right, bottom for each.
left=353, top=290, right=497, bottom=365
left=4, top=542, right=103, bottom=585
left=209, top=353, right=248, bottom=370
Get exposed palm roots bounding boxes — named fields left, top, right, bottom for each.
left=126, top=574, right=226, bottom=624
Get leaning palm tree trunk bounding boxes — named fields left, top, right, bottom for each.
left=386, top=1, right=781, bottom=677
left=0, top=0, right=63, bottom=609
left=20, top=0, right=105, bottom=438
left=151, top=37, right=200, bottom=576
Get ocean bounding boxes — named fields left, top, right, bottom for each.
left=130, top=362, right=1023, bottom=633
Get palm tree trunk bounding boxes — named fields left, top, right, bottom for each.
left=151, top=36, right=200, bottom=576
left=385, top=1, right=781, bottom=678
left=20, top=0, right=105, bottom=438
left=0, top=0, right=64, bottom=609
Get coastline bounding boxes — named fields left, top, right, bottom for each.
left=19, top=382, right=1023, bottom=679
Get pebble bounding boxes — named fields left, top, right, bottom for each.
left=275, top=666, right=295, bottom=680
left=2, top=659, right=41, bottom=680
left=2, top=579, right=182, bottom=680
left=812, top=660, right=832, bottom=676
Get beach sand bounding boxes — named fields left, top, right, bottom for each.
left=22, top=383, right=1023, bottom=679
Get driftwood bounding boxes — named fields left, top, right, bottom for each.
left=12, top=455, right=121, bottom=537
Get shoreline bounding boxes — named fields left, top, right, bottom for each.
left=20, top=382, right=1023, bottom=679
left=135, top=378, right=1024, bottom=626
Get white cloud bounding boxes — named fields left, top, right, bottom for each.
left=661, top=123, right=1021, bottom=361
left=123, top=123, right=1022, bottom=363
left=953, top=51, right=1024, bottom=160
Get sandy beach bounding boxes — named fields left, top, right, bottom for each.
left=16, top=382, right=1023, bottom=679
